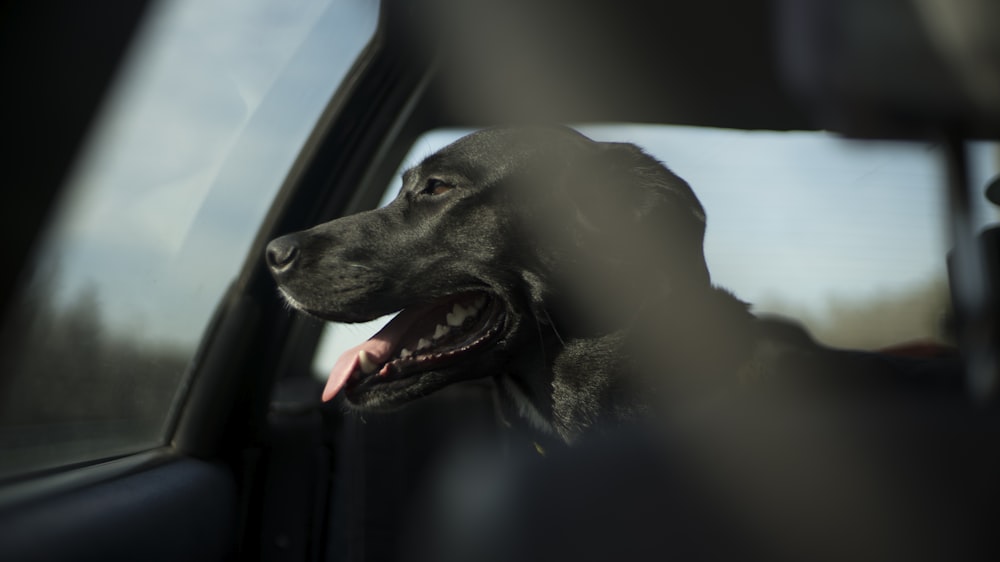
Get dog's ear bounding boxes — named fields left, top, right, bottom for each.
left=565, top=141, right=710, bottom=291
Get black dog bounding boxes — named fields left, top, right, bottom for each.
left=266, top=127, right=960, bottom=442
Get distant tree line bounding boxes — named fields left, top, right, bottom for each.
left=0, top=279, right=191, bottom=432
left=757, top=276, right=952, bottom=351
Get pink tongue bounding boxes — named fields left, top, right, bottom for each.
left=321, top=305, right=432, bottom=402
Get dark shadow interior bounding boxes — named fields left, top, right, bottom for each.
left=2, top=1, right=999, bottom=561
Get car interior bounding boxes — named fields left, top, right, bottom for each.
left=1, top=0, right=999, bottom=561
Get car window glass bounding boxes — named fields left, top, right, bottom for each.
left=0, top=0, right=378, bottom=479
left=312, top=126, right=999, bottom=381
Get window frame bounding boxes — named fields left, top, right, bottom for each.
left=0, top=0, right=424, bottom=510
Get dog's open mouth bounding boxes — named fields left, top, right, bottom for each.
left=322, top=291, right=505, bottom=401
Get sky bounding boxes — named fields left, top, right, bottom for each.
left=12, top=0, right=999, bottom=371
left=28, top=0, right=378, bottom=350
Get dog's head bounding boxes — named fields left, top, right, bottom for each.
left=266, top=127, right=710, bottom=411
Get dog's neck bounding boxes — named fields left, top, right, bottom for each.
left=501, top=285, right=759, bottom=443
left=631, top=285, right=758, bottom=393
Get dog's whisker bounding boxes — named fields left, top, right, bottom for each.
left=275, top=288, right=297, bottom=314
left=542, top=306, right=566, bottom=347
left=531, top=313, right=550, bottom=384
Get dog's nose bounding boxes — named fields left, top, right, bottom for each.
left=266, top=236, right=300, bottom=273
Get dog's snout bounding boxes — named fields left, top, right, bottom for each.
left=266, top=236, right=300, bottom=274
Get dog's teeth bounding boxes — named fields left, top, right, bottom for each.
left=446, top=304, right=465, bottom=326
left=400, top=348, right=412, bottom=359
left=446, top=301, right=483, bottom=326
left=417, top=338, right=432, bottom=351
left=358, top=350, right=378, bottom=374
left=433, top=324, right=449, bottom=339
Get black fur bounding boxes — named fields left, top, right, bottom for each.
left=266, top=127, right=961, bottom=443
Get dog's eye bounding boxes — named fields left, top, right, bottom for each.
left=422, top=179, right=454, bottom=196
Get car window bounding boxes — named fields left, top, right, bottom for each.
left=312, top=126, right=999, bottom=381
left=0, top=0, right=379, bottom=480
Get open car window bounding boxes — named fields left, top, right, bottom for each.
left=312, top=126, right=999, bottom=380
left=0, top=0, right=378, bottom=480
